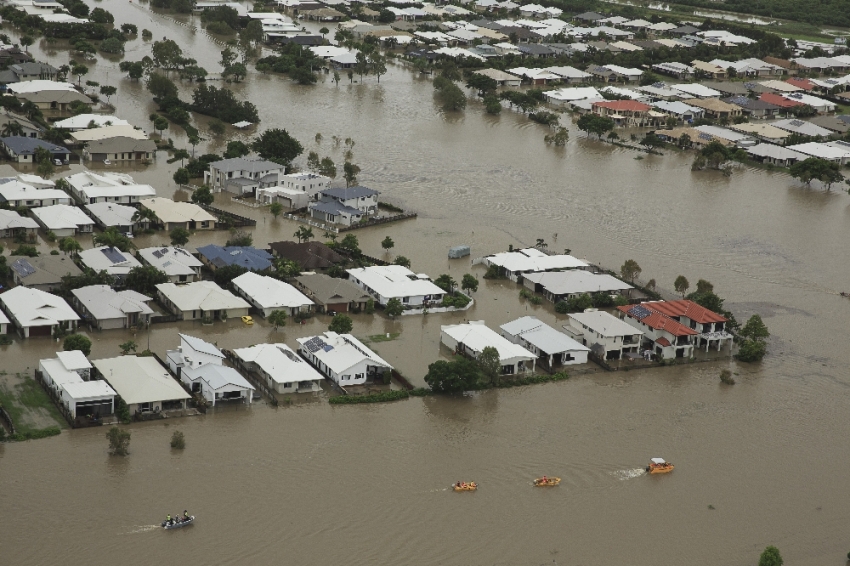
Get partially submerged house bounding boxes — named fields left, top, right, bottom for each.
left=0, top=136, right=70, bottom=163
left=565, top=310, right=643, bottom=360
left=10, top=255, right=82, bottom=292
left=347, top=265, right=445, bottom=308
left=82, top=137, right=156, bottom=163
left=0, top=208, right=39, bottom=238
left=29, top=204, right=94, bottom=237
left=629, top=300, right=732, bottom=352
left=233, top=343, right=324, bottom=393
left=500, top=316, right=590, bottom=367
left=39, top=350, right=116, bottom=420
left=93, top=356, right=191, bottom=416
left=78, top=246, right=142, bottom=281
left=230, top=271, right=313, bottom=317
left=85, top=202, right=141, bottom=235
left=138, top=246, right=203, bottom=283
left=268, top=240, right=345, bottom=271
left=309, top=186, right=380, bottom=224
left=522, top=271, right=633, bottom=303
left=294, top=273, right=372, bottom=313
left=155, top=281, right=250, bottom=321
left=296, top=331, right=393, bottom=386
left=617, top=303, right=697, bottom=359
left=204, top=157, right=286, bottom=195
left=166, top=334, right=253, bottom=406
left=479, top=248, right=589, bottom=282
left=196, top=244, right=273, bottom=273
left=138, top=198, right=216, bottom=231
left=71, top=285, right=154, bottom=330
left=256, top=172, right=332, bottom=209
left=0, top=286, right=80, bottom=337
left=441, top=321, right=537, bottom=375
left=65, top=171, right=156, bottom=205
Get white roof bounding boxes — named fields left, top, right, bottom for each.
left=786, top=142, right=850, bottom=160
left=71, top=125, right=148, bottom=142
left=297, top=332, right=392, bottom=375
left=544, top=86, right=601, bottom=102
left=500, top=316, right=590, bottom=355
left=347, top=265, right=444, bottom=299
left=71, top=285, right=153, bottom=320
left=78, top=246, right=142, bottom=276
left=671, top=83, right=721, bottom=98
left=140, top=198, right=216, bottom=224
left=610, top=41, right=643, bottom=52
left=441, top=321, right=536, bottom=363
left=65, top=170, right=136, bottom=189
left=53, top=114, right=130, bottom=131
left=621, top=18, right=652, bottom=28
left=542, top=66, right=592, bottom=79
left=591, top=26, right=632, bottom=37
left=0, top=179, right=70, bottom=203
left=604, top=64, right=643, bottom=77
left=433, top=47, right=485, bottom=61
left=506, top=67, right=561, bottom=81
left=651, top=100, right=703, bottom=115
left=138, top=246, right=203, bottom=277
left=16, top=174, right=54, bottom=188
left=155, top=281, right=250, bottom=312
left=234, top=343, right=324, bottom=385
left=484, top=248, right=589, bottom=273
left=694, top=125, right=751, bottom=143
left=30, top=204, right=94, bottom=231
left=648, top=21, right=677, bottom=31
left=309, top=45, right=350, bottom=58
left=182, top=364, right=253, bottom=391
left=0, top=208, right=39, bottom=231
left=601, top=86, right=645, bottom=100
left=523, top=271, right=633, bottom=295
left=93, top=356, right=190, bottom=405
left=41, top=357, right=86, bottom=388
left=62, top=380, right=116, bottom=400
left=746, top=143, right=808, bottom=161
left=179, top=333, right=224, bottom=359
left=568, top=310, right=643, bottom=338
left=231, top=272, right=313, bottom=310
left=85, top=202, right=137, bottom=228
left=6, top=80, right=76, bottom=94
left=75, top=183, right=155, bottom=200
left=771, top=119, right=832, bottom=137
left=56, top=349, right=92, bottom=371
left=651, top=457, right=666, bottom=464
left=0, top=286, right=79, bottom=328
left=780, top=92, right=836, bottom=110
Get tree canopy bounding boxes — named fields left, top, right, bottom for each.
left=251, top=128, right=303, bottom=168
left=424, top=358, right=481, bottom=392
left=789, top=157, right=844, bottom=190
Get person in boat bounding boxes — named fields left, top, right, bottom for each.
left=166, top=514, right=171, bottom=525
left=183, top=510, right=190, bottom=521
left=542, top=475, right=547, bottom=484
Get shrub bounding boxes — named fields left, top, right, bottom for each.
left=11, top=245, right=38, bottom=257
left=719, top=369, right=735, bottom=385
left=170, top=430, right=185, bottom=449
left=483, top=265, right=503, bottom=279
left=328, top=390, right=409, bottom=404
left=63, top=334, right=92, bottom=356
left=106, top=426, right=131, bottom=455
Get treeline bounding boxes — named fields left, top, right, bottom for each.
left=669, top=0, right=850, bottom=28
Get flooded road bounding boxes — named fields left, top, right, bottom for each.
left=2, top=2, right=850, bottom=564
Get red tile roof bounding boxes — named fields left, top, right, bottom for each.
left=643, top=299, right=727, bottom=324
left=759, top=93, right=803, bottom=108
left=618, top=305, right=698, bottom=336
left=655, top=337, right=671, bottom=347
left=592, top=100, right=651, bottom=112
left=786, top=77, right=814, bottom=91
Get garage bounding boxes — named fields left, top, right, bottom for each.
left=28, top=324, right=53, bottom=337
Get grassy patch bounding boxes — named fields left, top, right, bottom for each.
left=365, top=333, right=400, bottom=343
left=0, top=373, right=66, bottom=435
left=329, top=390, right=410, bottom=404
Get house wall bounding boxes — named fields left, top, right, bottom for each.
left=566, top=319, right=638, bottom=360
left=61, top=392, right=114, bottom=418
left=206, top=383, right=251, bottom=406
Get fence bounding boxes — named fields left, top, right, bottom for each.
left=391, top=370, right=415, bottom=391
left=338, top=212, right=417, bottom=232
left=200, top=204, right=257, bottom=228
left=222, top=349, right=279, bottom=406
left=151, top=313, right=181, bottom=324
left=283, top=212, right=339, bottom=234
left=0, top=406, right=15, bottom=436
left=230, top=197, right=265, bottom=209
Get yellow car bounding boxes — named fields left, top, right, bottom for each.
left=241, top=315, right=254, bottom=325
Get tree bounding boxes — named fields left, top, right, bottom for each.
left=434, top=274, right=456, bottom=294
left=307, top=151, right=320, bottom=171
left=154, top=116, right=169, bottom=136
left=477, top=346, right=501, bottom=384
left=740, top=314, right=769, bottom=341
left=100, top=85, right=118, bottom=104
left=58, top=237, right=83, bottom=255
left=319, top=157, right=336, bottom=179
left=1, top=121, right=24, bottom=137
left=190, top=185, right=214, bottom=206
left=338, top=233, right=360, bottom=255
left=119, top=341, right=138, bottom=355
left=209, top=120, right=226, bottom=136
left=267, top=309, right=287, bottom=330
left=152, top=39, right=183, bottom=68
left=223, top=62, right=248, bottom=82
left=424, top=358, right=480, bottom=392
left=252, top=128, right=303, bottom=168
left=34, top=147, right=54, bottom=179
left=106, top=426, right=131, bottom=456
left=435, top=81, right=467, bottom=112
left=20, top=35, right=33, bottom=52
left=369, top=53, right=387, bottom=83
left=354, top=51, right=370, bottom=82
left=124, top=266, right=169, bottom=296
left=385, top=297, right=404, bottom=317
left=90, top=7, right=114, bottom=23
left=224, top=140, right=250, bottom=159
left=461, top=274, right=478, bottom=294
left=757, top=546, right=783, bottom=566
left=63, top=334, right=92, bottom=356
left=328, top=314, right=353, bottom=334
left=100, top=38, right=124, bottom=54
left=169, top=227, right=190, bottom=246
left=319, top=26, right=329, bottom=38
left=121, top=23, right=138, bottom=35
left=466, top=73, right=497, bottom=96
left=173, top=168, right=190, bottom=185
left=343, top=162, right=360, bottom=188
left=269, top=202, right=283, bottom=218
left=274, top=258, right=301, bottom=279
left=577, top=114, right=615, bottom=139
left=674, top=275, right=690, bottom=298
left=214, top=264, right=248, bottom=286
left=790, top=157, right=845, bottom=189
left=293, top=225, right=313, bottom=243
left=169, top=148, right=191, bottom=166
left=695, top=279, right=714, bottom=294
left=620, top=259, right=641, bottom=284
left=381, top=236, right=394, bottom=252
left=72, top=64, right=89, bottom=86
left=170, top=430, right=185, bottom=449
left=147, top=72, right=179, bottom=100
left=94, top=227, right=132, bottom=252
left=188, top=134, right=200, bottom=157
left=394, top=255, right=411, bottom=268
left=226, top=229, right=253, bottom=247
left=484, top=94, right=502, bottom=114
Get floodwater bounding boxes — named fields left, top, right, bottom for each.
left=2, top=2, right=850, bottom=564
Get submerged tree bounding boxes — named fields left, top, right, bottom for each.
left=106, top=426, right=131, bottom=456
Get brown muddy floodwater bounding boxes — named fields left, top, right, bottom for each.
left=2, top=3, right=850, bottom=564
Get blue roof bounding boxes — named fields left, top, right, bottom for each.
left=319, top=186, right=379, bottom=199
left=1, top=136, right=70, bottom=156
left=196, top=245, right=273, bottom=271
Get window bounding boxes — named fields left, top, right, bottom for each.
left=283, top=382, right=292, bottom=388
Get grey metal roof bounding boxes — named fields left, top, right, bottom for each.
left=1, top=136, right=70, bottom=155
left=310, top=200, right=363, bottom=216
left=319, top=186, right=379, bottom=199
left=87, top=137, right=156, bottom=154
left=295, top=273, right=370, bottom=304
left=210, top=157, right=283, bottom=173
left=10, top=255, right=82, bottom=284
left=501, top=316, right=590, bottom=355
left=179, top=333, right=224, bottom=358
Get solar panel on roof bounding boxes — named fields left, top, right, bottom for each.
left=162, top=261, right=172, bottom=267
left=152, top=249, right=164, bottom=258
left=652, top=82, right=665, bottom=88
left=698, top=132, right=713, bottom=140
left=789, top=119, right=804, bottom=126
left=305, top=337, right=327, bottom=353
left=629, top=304, right=653, bottom=320
left=743, top=82, right=756, bottom=89
left=12, top=258, right=36, bottom=277
left=101, top=247, right=125, bottom=264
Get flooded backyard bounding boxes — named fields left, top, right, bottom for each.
left=2, top=2, right=850, bottom=564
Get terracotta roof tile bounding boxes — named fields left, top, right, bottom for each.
left=618, top=305, right=698, bottom=336
left=786, top=77, right=815, bottom=91
left=592, top=100, right=651, bottom=112
left=644, top=299, right=727, bottom=324
left=759, top=93, right=803, bottom=108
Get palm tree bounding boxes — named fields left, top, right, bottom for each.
left=1, top=122, right=24, bottom=137
left=132, top=207, right=159, bottom=228
left=293, top=225, right=313, bottom=243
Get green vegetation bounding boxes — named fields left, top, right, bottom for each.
left=119, top=341, right=138, bottom=355
left=170, top=430, right=185, bottom=449
left=213, top=264, right=247, bottom=286
left=385, top=298, right=404, bottom=317
left=461, top=274, right=478, bottom=294
left=11, top=245, right=38, bottom=257
left=0, top=374, right=65, bottom=436
left=433, top=75, right=467, bottom=112
left=225, top=229, right=253, bottom=247
left=789, top=158, right=845, bottom=190
left=442, top=292, right=471, bottom=308
left=268, top=310, right=287, bottom=330
left=736, top=314, right=770, bottom=363
left=757, top=545, right=783, bottom=566
left=329, top=390, right=409, bottom=404
left=366, top=332, right=400, bottom=343
left=424, top=357, right=481, bottom=392
left=719, top=369, right=735, bottom=385
left=329, top=314, right=354, bottom=334
left=269, top=202, right=283, bottom=218
left=93, top=227, right=133, bottom=252
left=674, top=275, right=690, bottom=297
left=106, top=426, right=131, bottom=456
left=519, top=287, right=543, bottom=305
left=483, top=265, right=503, bottom=279
left=251, top=128, right=302, bottom=169
left=577, top=114, right=615, bottom=139
left=621, top=259, right=641, bottom=284
left=170, top=227, right=190, bottom=246
left=191, top=185, right=214, bottom=206
left=393, top=256, right=411, bottom=268
left=63, top=334, right=92, bottom=356
left=124, top=265, right=169, bottom=296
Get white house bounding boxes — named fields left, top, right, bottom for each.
left=93, top=356, right=191, bottom=416
left=565, top=310, right=643, bottom=360
left=155, top=281, right=250, bottom=321
left=500, top=316, right=590, bottom=367
left=0, top=177, right=72, bottom=208
left=440, top=321, right=537, bottom=375
left=85, top=202, right=141, bottom=235
left=167, top=333, right=226, bottom=374
left=0, top=286, right=79, bottom=337
left=53, top=114, right=131, bottom=131
left=64, top=170, right=156, bottom=204
left=204, top=157, right=286, bottom=195
left=138, top=198, right=217, bottom=231
left=315, top=186, right=379, bottom=215
left=166, top=335, right=253, bottom=406
left=296, top=332, right=392, bottom=386
left=522, top=270, right=633, bottom=303
left=0, top=309, right=8, bottom=334
left=0, top=208, right=39, bottom=238
left=29, top=204, right=94, bottom=237
left=256, top=172, right=332, bottom=209
left=39, top=350, right=116, bottom=420
left=617, top=303, right=696, bottom=359
left=230, top=272, right=313, bottom=317
left=78, top=246, right=142, bottom=281
left=629, top=299, right=732, bottom=352
left=479, top=248, right=589, bottom=282
left=233, top=343, right=324, bottom=393
left=71, top=285, right=154, bottom=330
left=138, top=246, right=203, bottom=283
left=347, top=265, right=445, bottom=307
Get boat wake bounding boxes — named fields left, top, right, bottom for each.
left=611, top=468, right=646, bottom=481
left=120, top=525, right=161, bottom=534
